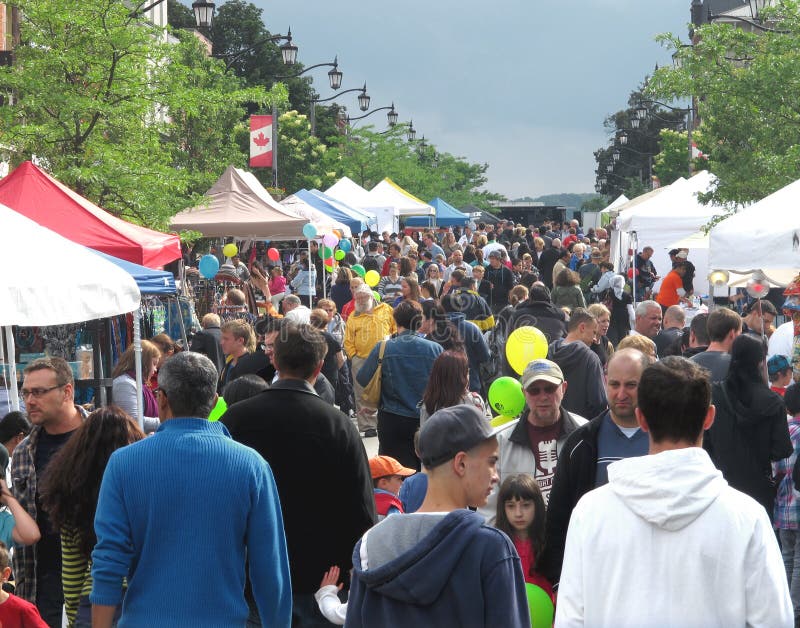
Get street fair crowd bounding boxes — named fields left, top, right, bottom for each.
left=2, top=218, right=800, bottom=627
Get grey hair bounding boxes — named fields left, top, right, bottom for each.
left=158, top=352, right=218, bottom=418
left=635, top=300, right=660, bottom=318
left=283, top=294, right=301, bottom=306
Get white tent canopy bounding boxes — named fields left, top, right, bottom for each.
left=325, top=176, right=396, bottom=234
left=612, top=172, right=725, bottom=296
left=1, top=203, right=141, bottom=412
left=368, top=178, right=435, bottom=219
left=709, top=177, right=800, bottom=275
left=0, top=204, right=141, bottom=326
left=600, top=194, right=630, bottom=217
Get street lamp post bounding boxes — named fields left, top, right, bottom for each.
left=406, top=120, right=417, bottom=142
left=215, top=29, right=296, bottom=72
left=310, top=83, right=369, bottom=136
left=637, top=99, right=693, bottom=178
left=346, top=103, right=398, bottom=129
left=132, top=0, right=215, bottom=28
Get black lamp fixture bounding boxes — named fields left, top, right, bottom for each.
left=635, top=104, right=648, bottom=120
left=618, top=130, right=628, bottom=145
left=192, top=0, right=215, bottom=28
left=387, top=103, right=399, bottom=126
left=328, top=57, right=343, bottom=90
left=612, top=148, right=621, bottom=162
left=599, top=175, right=608, bottom=186
left=357, top=83, right=370, bottom=111
left=280, top=30, right=298, bottom=65
left=407, top=120, right=417, bottom=142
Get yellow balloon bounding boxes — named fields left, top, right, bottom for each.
left=490, top=414, right=517, bottom=428
left=365, top=270, right=381, bottom=287
left=223, top=243, right=238, bottom=258
left=505, top=326, right=549, bottom=375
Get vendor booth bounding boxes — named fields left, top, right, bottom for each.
left=709, top=177, right=800, bottom=284
left=0, top=161, right=181, bottom=268
left=405, top=197, right=469, bottom=228
left=170, top=166, right=309, bottom=239
left=368, top=179, right=435, bottom=231
left=0, top=204, right=141, bottom=416
left=612, top=171, right=722, bottom=299
left=325, top=176, right=395, bottom=234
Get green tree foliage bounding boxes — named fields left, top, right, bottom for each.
left=650, top=0, right=800, bottom=206
left=324, top=126, right=504, bottom=209
left=593, top=85, right=685, bottom=199
left=0, top=0, right=283, bottom=229
left=652, top=128, right=709, bottom=186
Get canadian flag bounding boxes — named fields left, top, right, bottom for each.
left=250, top=115, right=273, bottom=168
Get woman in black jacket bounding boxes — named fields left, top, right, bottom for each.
left=704, top=334, right=793, bottom=519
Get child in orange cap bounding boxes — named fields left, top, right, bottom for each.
left=369, top=455, right=416, bottom=520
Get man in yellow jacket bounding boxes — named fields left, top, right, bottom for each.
left=345, top=285, right=397, bottom=437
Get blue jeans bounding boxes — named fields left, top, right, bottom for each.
left=780, top=528, right=800, bottom=619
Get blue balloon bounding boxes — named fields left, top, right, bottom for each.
left=302, top=223, right=318, bottom=239
left=338, top=239, right=351, bottom=252
left=199, top=254, right=220, bottom=279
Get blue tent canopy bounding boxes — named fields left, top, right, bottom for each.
left=405, top=197, right=469, bottom=227
left=90, top=249, right=177, bottom=294
left=294, top=189, right=368, bottom=234
left=310, top=189, right=378, bottom=232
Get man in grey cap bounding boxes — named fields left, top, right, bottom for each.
left=483, top=359, right=587, bottom=521
left=345, top=405, right=529, bottom=628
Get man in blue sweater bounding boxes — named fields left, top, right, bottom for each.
left=90, top=352, right=291, bottom=628
left=345, top=405, right=529, bottom=627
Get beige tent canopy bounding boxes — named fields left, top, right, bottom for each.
left=170, top=166, right=308, bottom=239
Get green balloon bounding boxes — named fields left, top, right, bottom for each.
left=334, top=249, right=346, bottom=260
left=372, top=291, right=381, bottom=302
left=488, top=376, right=525, bottom=417
left=208, top=397, right=228, bottom=422
left=352, top=264, right=366, bottom=277
left=526, top=583, right=554, bottom=628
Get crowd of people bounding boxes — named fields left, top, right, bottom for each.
left=0, top=218, right=799, bottom=626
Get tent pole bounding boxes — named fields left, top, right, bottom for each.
left=630, top=231, right=638, bottom=308
left=3, top=327, right=19, bottom=412
left=175, top=295, right=188, bottom=349
left=133, top=308, right=144, bottom=430
left=308, top=238, right=313, bottom=309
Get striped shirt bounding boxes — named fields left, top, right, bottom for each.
left=773, top=415, right=800, bottom=530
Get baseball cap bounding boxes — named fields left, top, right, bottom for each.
left=418, top=405, right=497, bottom=469
left=520, top=359, right=564, bottom=390
left=675, top=251, right=688, bottom=259
left=768, top=354, right=791, bottom=376
left=487, top=250, right=501, bottom=259
left=369, top=455, right=416, bottom=479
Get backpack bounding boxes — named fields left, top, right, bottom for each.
left=362, top=255, right=381, bottom=273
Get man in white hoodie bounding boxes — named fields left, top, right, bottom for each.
left=556, top=357, right=792, bottom=628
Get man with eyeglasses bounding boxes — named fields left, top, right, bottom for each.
left=481, top=359, right=587, bottom=523
left=11, top=357, right=86, bottom=627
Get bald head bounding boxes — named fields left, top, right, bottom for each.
left=663, top=305, right=686, bottom=330
left=606, top=348, right=651, bottom=428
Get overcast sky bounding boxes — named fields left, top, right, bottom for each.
left=251, top=0, right=691, bottom=198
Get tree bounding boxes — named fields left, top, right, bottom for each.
left=593, top=84, right=685, bottom=198
left=650, top=0, right=800, bottom=206
left=652, top=128, right=709, bottom=187
left=0, top=0, right=284, bottom=229
left=323, top=126, right=504, bottom=209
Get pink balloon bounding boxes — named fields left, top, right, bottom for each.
left=323, top=233, right=339, bottom=247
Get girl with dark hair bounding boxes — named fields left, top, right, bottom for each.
left=419, top=301, right=464, bottom=352
left=331, top=267, right=353, bottom=314
left=40, top=406, right=145, bottom=627
left=419, top=351, right=488, bottom=423
left=494, top=474, right=553, bottom=599
left=706, top=334, right=793, bottom=519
